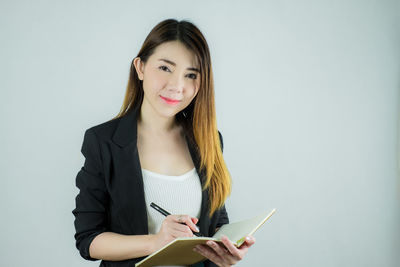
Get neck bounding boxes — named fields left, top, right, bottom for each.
left=138, top=98, right=178, bottom=133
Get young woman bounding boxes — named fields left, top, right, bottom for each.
left=72, top=19, right=256, bottom=267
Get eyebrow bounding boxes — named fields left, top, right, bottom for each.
left=158, top=58, right=200, bottom=73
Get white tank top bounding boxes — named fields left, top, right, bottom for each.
left=141, top=167, right=203, bottom=267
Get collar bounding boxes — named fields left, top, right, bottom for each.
left=111, top=104, right=204, bottom=182
left=112, top=105, right=140, bottom=148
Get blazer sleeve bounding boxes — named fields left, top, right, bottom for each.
left=72, top=128, right=109, bottom=261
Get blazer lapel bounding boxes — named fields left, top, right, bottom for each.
left=110, top=105, right=148, bottom=234
left=110, top=106, right=210, bottom=236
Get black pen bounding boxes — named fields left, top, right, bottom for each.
left=150, top=202, right=202, bottom=237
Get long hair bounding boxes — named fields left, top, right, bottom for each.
left=113, top=18, right=231, bottom=218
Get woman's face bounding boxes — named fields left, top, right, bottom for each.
left=133, top=41, right=201, bottom=119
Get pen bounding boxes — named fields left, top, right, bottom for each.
left=150, top=202, right=202, bottom=237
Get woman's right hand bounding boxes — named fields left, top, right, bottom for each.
left=153, top=214, right=200, bottom=251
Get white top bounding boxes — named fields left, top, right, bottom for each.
left=142, top=167, right=203, bottom=267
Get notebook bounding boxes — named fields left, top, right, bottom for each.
left=135, top=208, right=276, bottom=267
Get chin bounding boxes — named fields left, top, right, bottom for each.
left=156, top=108, right=180, bottom=118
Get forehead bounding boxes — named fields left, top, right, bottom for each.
left=151, top=41, right=199, bottom=68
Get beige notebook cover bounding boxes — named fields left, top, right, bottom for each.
left=135, top=208, right=276, bottom=267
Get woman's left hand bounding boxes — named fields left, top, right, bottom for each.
left=193, top=235, right=256, bottom=267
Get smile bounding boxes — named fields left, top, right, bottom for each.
left=160, top=95, right=181, bottom=105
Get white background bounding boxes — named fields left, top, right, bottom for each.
left=1, top=0, right=399, bottom=266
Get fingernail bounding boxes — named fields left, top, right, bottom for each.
left=246, top=236, right=251, bottom=241
left=195, top=225, right=199, bottom=232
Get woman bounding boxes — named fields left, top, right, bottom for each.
left=72, top=18, right=256, bottom=267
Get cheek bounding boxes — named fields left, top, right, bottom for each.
left=188, top=78, right=200, bottom=93
left=191, top=83, right=200, bottom=98
left=144, top=71, right=166, bottom=94
left=185, top=86, right=199, bottom=103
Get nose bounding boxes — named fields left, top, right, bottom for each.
left=167, top=72, right=184, bottom=94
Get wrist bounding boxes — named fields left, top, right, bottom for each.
left=147, top=234, right=159, bottom=254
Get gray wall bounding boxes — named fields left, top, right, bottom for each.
left=1, top=0, right=399, bottom=266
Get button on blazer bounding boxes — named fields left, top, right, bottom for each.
left=72, top=106, right=229, bottom=267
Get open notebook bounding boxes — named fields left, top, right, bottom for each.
left=135, top=208, right=276, bottom=267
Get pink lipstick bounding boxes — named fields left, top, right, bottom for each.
left=160, top=95, right=181, bottom=105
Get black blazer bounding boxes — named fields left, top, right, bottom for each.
left=72, top=106, right=229, bottom=267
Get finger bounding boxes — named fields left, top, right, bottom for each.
left=174, top=214, right=199, bottom=233
left=194, top=245, right=225, bottom=266
left=171, top=214, right=185, bottom=223
left=169, top=224, right=195, bottom=238
left=190, top=217, right=200, bottom=233
left=191, top=217, right=199, bottom=225
left=239, top=236, right=256, bottom=249
left=170, top=229, right=192, bottom=238
left=220, top=235, right=243, bottom=261
left=206, top=241, right=232, bottom=257
left=182, top=215, right=200, bottom=232
left=245, top=236, right=256, bottom=246
left=172, top=224, right=194, bottom=237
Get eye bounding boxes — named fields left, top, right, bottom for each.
left=187, top=73, right=197, bottom=80
left=159, top=65, right=197, bottom=79
left=159, top=65, right=171, bottom=72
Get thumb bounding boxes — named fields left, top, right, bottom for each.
left=245, top=236, right=256, bottom=246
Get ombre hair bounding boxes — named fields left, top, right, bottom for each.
left=113, top=18, right=231, bottom=218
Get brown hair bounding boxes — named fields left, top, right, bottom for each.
left=113, top=18, right=231, bottom=218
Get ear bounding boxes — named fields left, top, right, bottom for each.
left=133, top=57, right=145, bottom=80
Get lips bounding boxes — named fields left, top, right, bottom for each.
left=160, top=95, right=181, bottom=104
